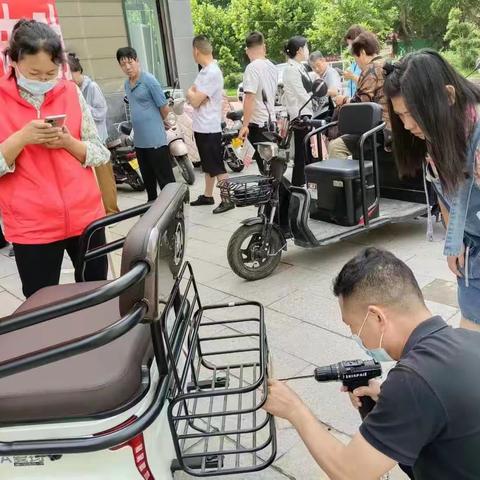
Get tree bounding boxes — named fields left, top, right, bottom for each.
left=191, top=0, right=241, bottom=77
left=444, top=7, right=480, bottom=68
left=229, top=0, right=317, bottom=62
left=306, top=0, right=397, bottom=55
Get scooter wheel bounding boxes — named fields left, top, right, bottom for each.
left=128, top=173, right=145, bottom=191
left=177, top=155, right=196, bottom=185
left=226, top=158, right=245, bottom=173
left=227, top=223, right=282, bottom=281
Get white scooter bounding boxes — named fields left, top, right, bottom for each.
left=0, top=184, right=275, bottom=479
left=123, top=91, right=196, bottom=186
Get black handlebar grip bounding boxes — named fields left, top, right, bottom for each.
left=308, top=119, right=326, bottom=128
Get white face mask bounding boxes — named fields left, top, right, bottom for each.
left=15, top=68, right=58, bottom=96
left=351, top=311, right=393, bottom=362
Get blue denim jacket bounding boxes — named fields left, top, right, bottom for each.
left=431, top=121, right=480, bottom=257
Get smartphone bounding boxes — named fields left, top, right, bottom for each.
left=44, top=114, right=66, bottom=128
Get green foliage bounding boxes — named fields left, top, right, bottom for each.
left=224, top=72, right=243, bottom=89
left=443, top=7, right=480, bottom=69
left=394, top=0, right=448, bottom=46
left=229, top=0, right=317, bottom=61
left=191, top=0, right=241, bottom=77
left=190, top=0, right=480, bottom=77
left=306, top=0, right=397, bottom=55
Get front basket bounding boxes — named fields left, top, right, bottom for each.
left=162, top=263, right=276, bottom=476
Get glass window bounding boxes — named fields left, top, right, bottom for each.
left=123, top=0, right=169, bottom=86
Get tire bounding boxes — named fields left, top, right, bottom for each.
left=225, top=148, right=244, bottom=173
left=127, top=172, right=145, bottom=191
left=227, top=223, right=282, bottom=281
left=177, top=154, right=196, bottom=185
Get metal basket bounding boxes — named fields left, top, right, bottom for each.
left=163, top=263, right=276, bottom=476
left=218, top=175, right=274, bottom=207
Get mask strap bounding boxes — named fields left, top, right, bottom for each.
left=357, top=311, right=370, bottom=338
left=379, top=330, right=385, bottom=349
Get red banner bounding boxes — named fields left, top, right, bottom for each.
left=0, top=0, right=66, bottom=77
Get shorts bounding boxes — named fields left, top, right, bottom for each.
left=194, top=132, right=226, bottom=177
left=457, top=242, right=480, bottom=324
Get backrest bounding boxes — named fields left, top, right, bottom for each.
left=119, top=183, right=189, bottom=320
left=338, top=103, right=383, bottom=136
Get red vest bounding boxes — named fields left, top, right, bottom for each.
left=0, top=75, right=105, bottom=244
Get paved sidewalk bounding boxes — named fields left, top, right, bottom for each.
left=0, top=165, right=459, bottom=479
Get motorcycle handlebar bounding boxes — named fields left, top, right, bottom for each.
left=306, top=119, right=326, bottom=128
left=290, top=117, right=326, bottom=130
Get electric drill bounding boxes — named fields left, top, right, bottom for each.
left=314, top=359, right=382, bottom=419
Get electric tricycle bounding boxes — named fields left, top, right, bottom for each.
left=0, top=184, right=275, bottom=478
left=222, top=80, right=431, bottom=280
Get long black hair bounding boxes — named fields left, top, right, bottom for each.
left=6, top=19, right=64, bottom=65
left=384, top=49, right=480, bottom=194
left=284, top=36, right=307, bottom=59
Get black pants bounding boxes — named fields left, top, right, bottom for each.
left=13, top=229, right=107, bottom=298
left=292, top=127, right=311, bottom=187
left=135, top=146, right=175, bottom=202
left=0, top=225, right=7, bottom=248
left=248, top=124, right=270, bottom=174
left=194, top=132, right=226, bottom=176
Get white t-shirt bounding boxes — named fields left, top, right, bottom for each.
left=192, top=62, right=224, bottom=133
left=243, top=59, right=278, bottom=127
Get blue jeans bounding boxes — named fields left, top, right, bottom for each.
left=458, top=240, right=480, bottom=324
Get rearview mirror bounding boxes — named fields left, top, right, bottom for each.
left=311, top=79, right=328, bottom=98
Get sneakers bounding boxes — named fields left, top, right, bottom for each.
left=190, top=195, right=214, bottom=206
left=213, top=201, right=234, bottom=214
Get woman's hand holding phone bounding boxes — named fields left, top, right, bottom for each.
left=44, top=125, right=74, bottom=150
left=19, top=120, right=62, bottom=147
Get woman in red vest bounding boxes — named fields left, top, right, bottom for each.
left=0, top=20, right=109, bottom=298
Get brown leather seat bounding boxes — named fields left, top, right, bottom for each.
left=0, top=183, right=189, bottom=425
left=0, top=281, right=152, bottom=423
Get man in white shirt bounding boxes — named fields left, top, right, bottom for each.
left=238, top=31, right=278, bottom=173
left=187, top=35, right=233, bottom=214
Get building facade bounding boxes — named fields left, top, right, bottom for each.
left=57, top=0, right=196, bottom=92
left=56, top=0, right=196, bottom=122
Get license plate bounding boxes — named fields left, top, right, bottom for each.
left=129, top=158, right=139, bottom=170
left=0, top=456, right=45, bottom=467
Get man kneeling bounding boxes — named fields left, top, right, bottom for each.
left=264, top=247, right=480, bottom=479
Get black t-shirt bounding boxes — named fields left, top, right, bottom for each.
left=360, top=316, right=480, bottom=479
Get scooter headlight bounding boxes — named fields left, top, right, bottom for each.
left=166, top=112, right=177, bottom=128
left=257, top=142, right=278, bottom=163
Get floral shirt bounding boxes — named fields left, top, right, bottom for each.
left=0, top=85, right=110, bottom=176
left=350, top=56, right=389, bottom=128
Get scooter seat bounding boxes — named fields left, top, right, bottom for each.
left=115, top=146, right=135, bottom=156
left=226, top=110, right=243, bottom=122
left=305, top=158, right=373, bottom=180
left=0, top=281, right=152, bottom=423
